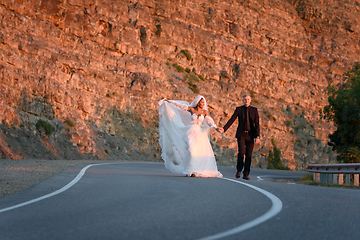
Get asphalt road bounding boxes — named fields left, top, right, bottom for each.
left=0, top=162, right=359, bottom=240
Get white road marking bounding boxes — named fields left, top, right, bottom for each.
left=0, top=163, right=115, bottom=213
left=198, top=177, right=283, bottom=240
left=257, top=175, right=281, bottom=181
left=257, top=175, right=301, bottom=181
left=257, top=176, right=264, bottom=181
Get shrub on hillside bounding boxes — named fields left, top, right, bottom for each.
left=267, top=139, right=290, bottom=170
left=173, top=63, right=185, bottom=73
left=181, top=50, right=191, bottom=61
left=36, top=119, right=53, bottom=135
left=65, top=120, right=75, bottom=127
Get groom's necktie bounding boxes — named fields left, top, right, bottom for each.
left=245, top=107, right=250, bottom=131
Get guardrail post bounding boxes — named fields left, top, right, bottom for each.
left=327, top=174, right=333, bottom=184
left=320, top=173, right=326, bottom=184
left=345, top=174, right=351, bottom=185
left=339, top=174, right=344, bottom=185
left=355, top=174, right=359, bottom=186
left=332, top=174, right=338, bottom=184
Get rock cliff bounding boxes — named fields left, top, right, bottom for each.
left=1, top=0, right=359, bottom=169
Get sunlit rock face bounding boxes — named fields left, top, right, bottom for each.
left=1, top=0, right=359, bottom=169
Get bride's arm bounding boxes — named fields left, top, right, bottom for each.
left=165, top=99, right=189, bottom=111
left=204, top=115, right=218, bottom=130
left=205, top=111, right=224, bottom=133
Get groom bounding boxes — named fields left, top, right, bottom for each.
left=220, top=94, right=260, bottom=180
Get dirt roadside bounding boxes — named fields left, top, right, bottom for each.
left=0, top=159, right=123, bottom=199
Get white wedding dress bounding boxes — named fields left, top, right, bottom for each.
left=158, top=98, right=222, bottom=178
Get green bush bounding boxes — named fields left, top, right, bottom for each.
left=198, top=75, right=205, bottom=81
left=267, top=139, right=290, bottom=170
left=65, top=120, right=75, bottom=127
left=185, top=68, right=191, bottom=73
left=189, top=75, right=199, bottom=82
left=36, top=119, right=53, bottom=135
left=181, top=50, right=191, bottom=61
left=173, top=63, right=185, bottom=73
left=188, top=81, right=198, bottom=93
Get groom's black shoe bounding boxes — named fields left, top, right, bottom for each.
left=235, top=172, right=241, bottom=179
left=243, top=175, right=250, bottom=180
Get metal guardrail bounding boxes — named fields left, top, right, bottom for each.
left=308, top=163, right=360, bottom=186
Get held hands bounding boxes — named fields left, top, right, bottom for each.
left=216, top=127, right=224, bottom=133
left=254, top=138, right=260, bottom=144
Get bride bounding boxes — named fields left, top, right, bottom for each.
left=158, top=95, right=223, bottom=178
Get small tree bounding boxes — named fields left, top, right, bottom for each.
left=267, top=139, right=289, bottom=170
left=321, top=63, right=360, bottom=163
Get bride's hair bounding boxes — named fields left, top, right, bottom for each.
left=190, top=95, right=208, bottom=110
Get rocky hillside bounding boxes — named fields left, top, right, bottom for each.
left=1, top=0, right=359, bottom=169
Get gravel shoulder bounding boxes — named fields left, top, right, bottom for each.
left=0, top=159, right=122, bottom=199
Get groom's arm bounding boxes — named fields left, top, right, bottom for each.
left=254, top=109, right=260, bottom=137
left=223, top=108, right=239, bottom=132
left=254, top=108, right=260, bottom=144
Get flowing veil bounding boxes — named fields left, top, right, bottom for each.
left=158, top=99, right=189, bottom=173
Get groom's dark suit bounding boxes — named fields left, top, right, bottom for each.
left=223, top=105, right=260, bottom=177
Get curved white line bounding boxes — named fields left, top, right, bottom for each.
left=198, top=177, right=283, bottom=240
left=257, top=176, right=264, bottom=181
left=0, top=163, right=114, bottom=213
